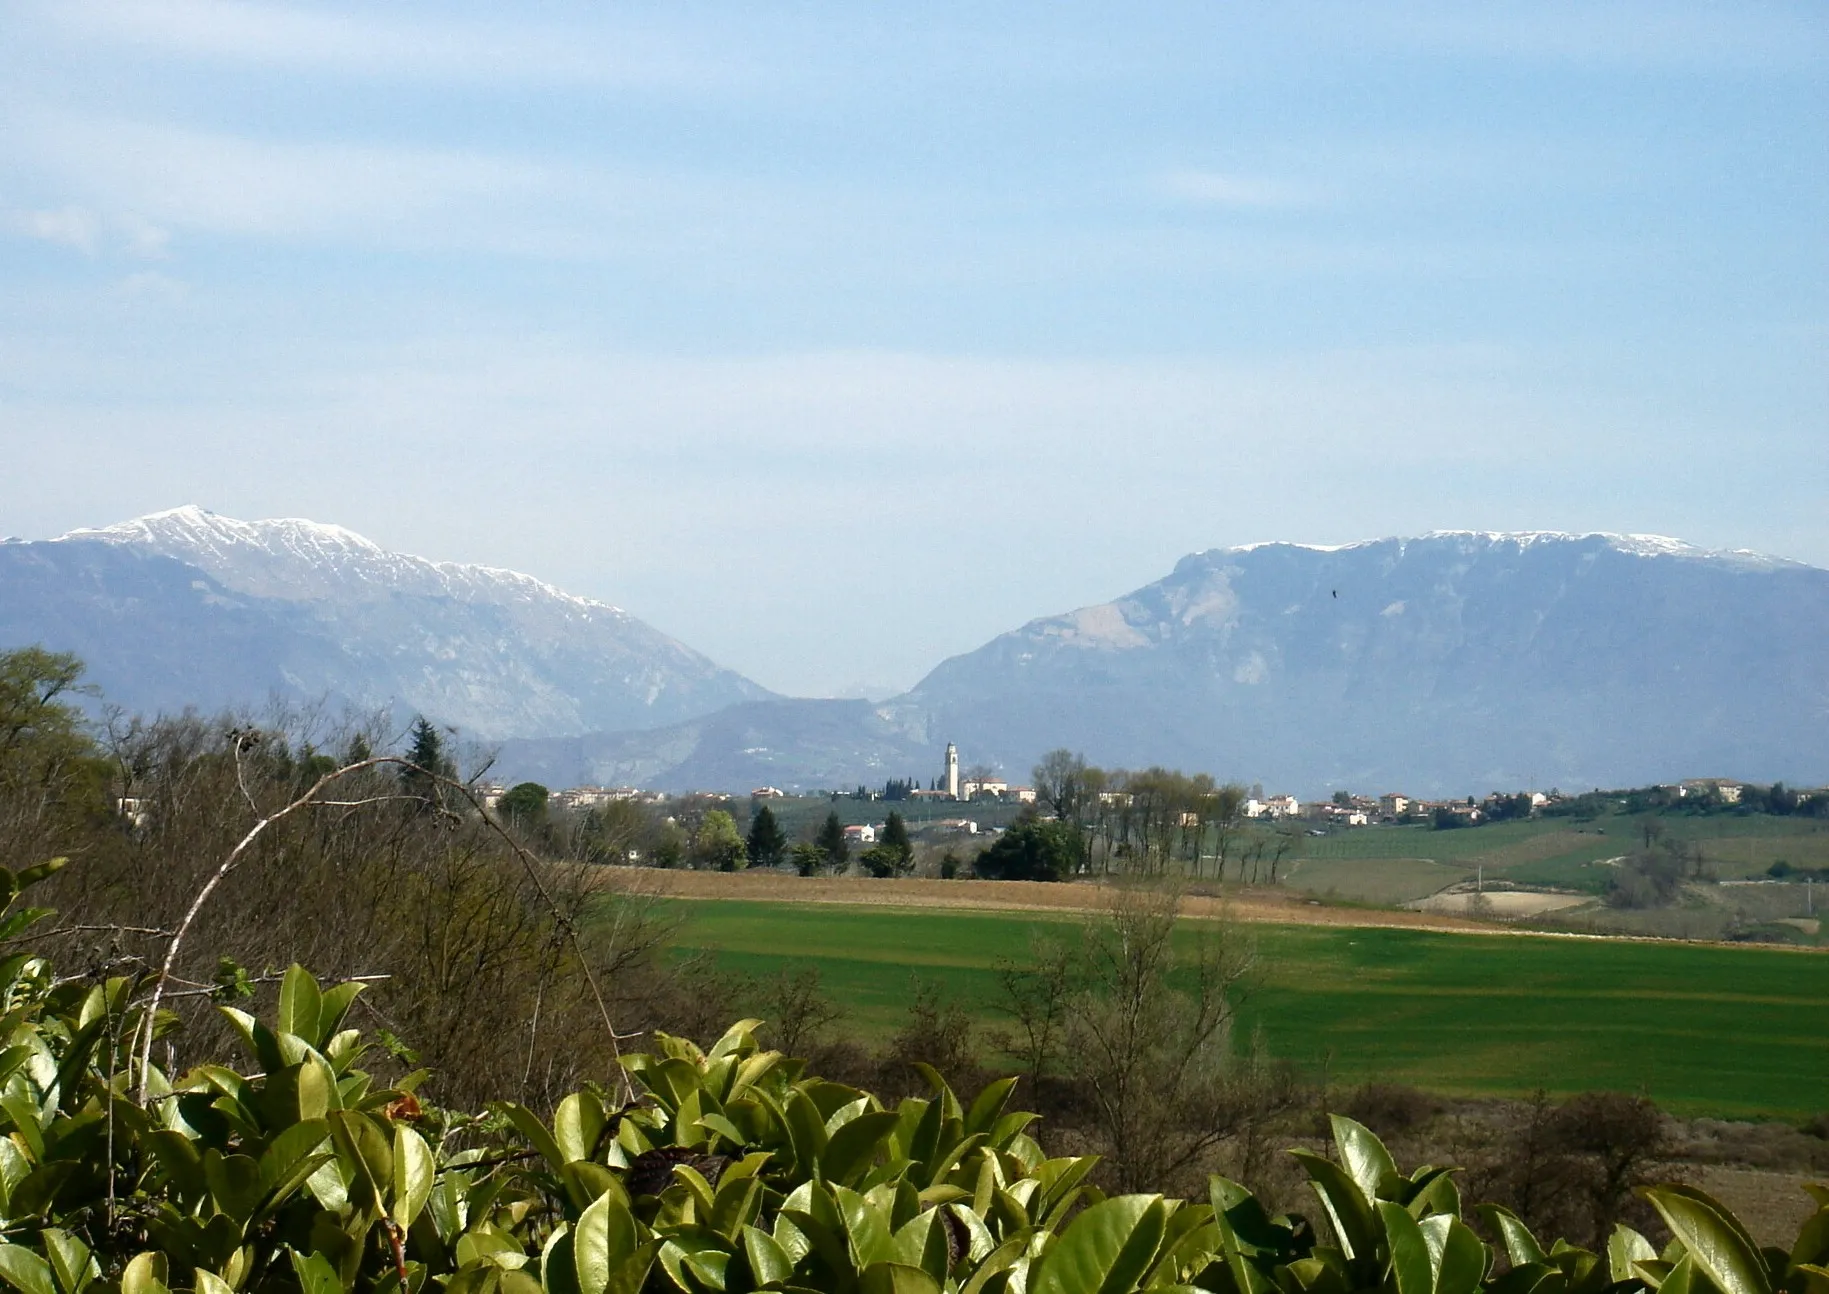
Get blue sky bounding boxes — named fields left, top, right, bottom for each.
left=2, top=1, right=1824, bottom=696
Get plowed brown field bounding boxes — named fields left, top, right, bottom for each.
left=590, top=869, right=1494, bottom=932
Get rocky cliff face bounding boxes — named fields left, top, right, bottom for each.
left=0, top=507, right=771, bottom=738
left=896, top=532, right=1829, bottom=796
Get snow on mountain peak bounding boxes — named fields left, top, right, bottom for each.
left=57, top=507, right=627, bottom=614
left=1217, top=530, right=1793, bottom=568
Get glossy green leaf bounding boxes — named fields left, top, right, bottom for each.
left=119, top=1254, right=169, bottom=1294
left=39, top=1231, right=95, bottom=1294
left=1331, top=1117, right=1401, bottom=1203
left=575, top=1187, right=643, bottom=1293
left=1436, top=1218, right=1488, bottom=1294
left=328, top=1109, right=391, bottom=1212
left=542, top=1228, right=582, bottom=1294
left=964, top=1079, right=1019, bottom=1139
left=277, top=966, right=323, bottom=1046
left=1643, top=1186, right=1773, bottom=1294
left=287, top=1250, right=340, bottom=1294
left=834, top=1185, right=896, bottom=1270
left=317, top=981, right=366, bottom=1044
left=1030, top=1194, right=1166, bottom=1294
left=657, top=1234, right=732, bottom=1293
left=823, top=1112, right=903, bottom=1188
left=1660, top=1252, right=1700, bottom=1294
left=742, top=1226, right=795, bottom=1288
left=1791, top=1206, right=1829, bottom=1268
left=1609, top=1226, right=1658, bottom=1285
left=861, top=1262, right=943, bottom=1294
left=1289, top=1151, right=1377, bottom=1264
left=501, top=1104, right=568, bottom=1174
left=1381, top=1202, right=1436, bottom=1294
left=0, top=1246, right=56, bottom=1294
left=258, top=1117, right=329, bottom=1192
left=392, top=1125, right=435, bottom=1229
left=1478, top=1205, right=1547, bottom=1268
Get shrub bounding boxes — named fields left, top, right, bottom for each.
left=1339, top=1082, right=1437, bottom=1138
left=0, top=876, right=1821, bottom=1294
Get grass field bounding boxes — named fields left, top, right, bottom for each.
left=1280, top=812, right=1829, bottom=901
left=661, top=898, right=1829, bottom=1121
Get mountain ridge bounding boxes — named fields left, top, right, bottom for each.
left=2, top=506, right=772, bottom=739
left=496, top=529, right=1829, bottom=795
left=5, top=512, right=1825, bottom=796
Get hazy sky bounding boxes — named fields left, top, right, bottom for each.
left=2, top=2, right=1824, bottom=696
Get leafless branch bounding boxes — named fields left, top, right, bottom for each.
left=133, top=753, right=636, bottom=1105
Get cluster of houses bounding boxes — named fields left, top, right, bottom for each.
left=473, top=783, right=667, bottom=812
left=469, top=764, right=1798, bottom=835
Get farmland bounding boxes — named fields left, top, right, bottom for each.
left=657, top=893, right=1829, bottom=1120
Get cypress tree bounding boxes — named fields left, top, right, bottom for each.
left=816, top=810, right=849, bottom=870
left=881, top=811, right=912, bottom=869
left=747, top=803, right=788, bottom=868
left=400, top=717, right=452, bottom=808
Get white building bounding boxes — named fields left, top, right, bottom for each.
left=1245, top=795, right=1300, bottom=819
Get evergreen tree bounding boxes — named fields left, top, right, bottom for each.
left=816, top=810, right=849, bottom=870
left=400, top=717, right=452, bottom=808
left=881, top=811, right=912, bottom=869
left=497, top=782, right=548, bottom=825
left=747, top=803, right=788, bottom=868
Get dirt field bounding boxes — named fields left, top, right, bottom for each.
left=1414, top=888, right=1592, bottom=917
left=1689, top=1166, right=1823, bottom=1245
left=593, top=869, right=1500, bottom=932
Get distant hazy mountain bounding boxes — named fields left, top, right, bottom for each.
left=0, top=506, right=771, bottom=738
left=495, top=699, right=935, bottom=793
left=8, top=515, right=1823, bottom=795
left=898, top=532, right=1829, bottom=796
left=498, top=531, right=1829, bottom=796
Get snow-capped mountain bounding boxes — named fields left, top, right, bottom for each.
left=494, top=530, right=1829, bottom=795
left=62, top=507, right=615, bottom=608
left=893, top=530, right=1829, bottom=795
left=0, top=507, right=771, bottom=738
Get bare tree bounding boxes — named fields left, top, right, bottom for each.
left=991, top=931, right=1078, bottom=1089
left=1032, top=749, right=1088, bottom=823
left=1064, top=883, right=1259, bottom=1192
left=26, top=704, right=680, bottom=1114
left=753, top=964, right=846, bottom=1058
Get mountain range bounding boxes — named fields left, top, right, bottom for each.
left=0, top=507, right=769, bottom=738
left=4, top=509, right=1826, bottom=796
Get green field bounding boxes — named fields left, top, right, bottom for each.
left=661, top=898, right=1829, bottom=1120
left=1280, top=812, right=1829, bottom=902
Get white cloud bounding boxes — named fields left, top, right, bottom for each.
left=29, top=0, right=749, bottom=91
left=19, top=206, right=100, bottom=253
left=118, top=271, right=188, bottom=302
left=119, top=214, right=172, bottom=260
left=0, top=105, right=867, bottom=264
left=6, top=109, right=554, bottom=243
left=1159, top=170, right=1317, bottom=210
